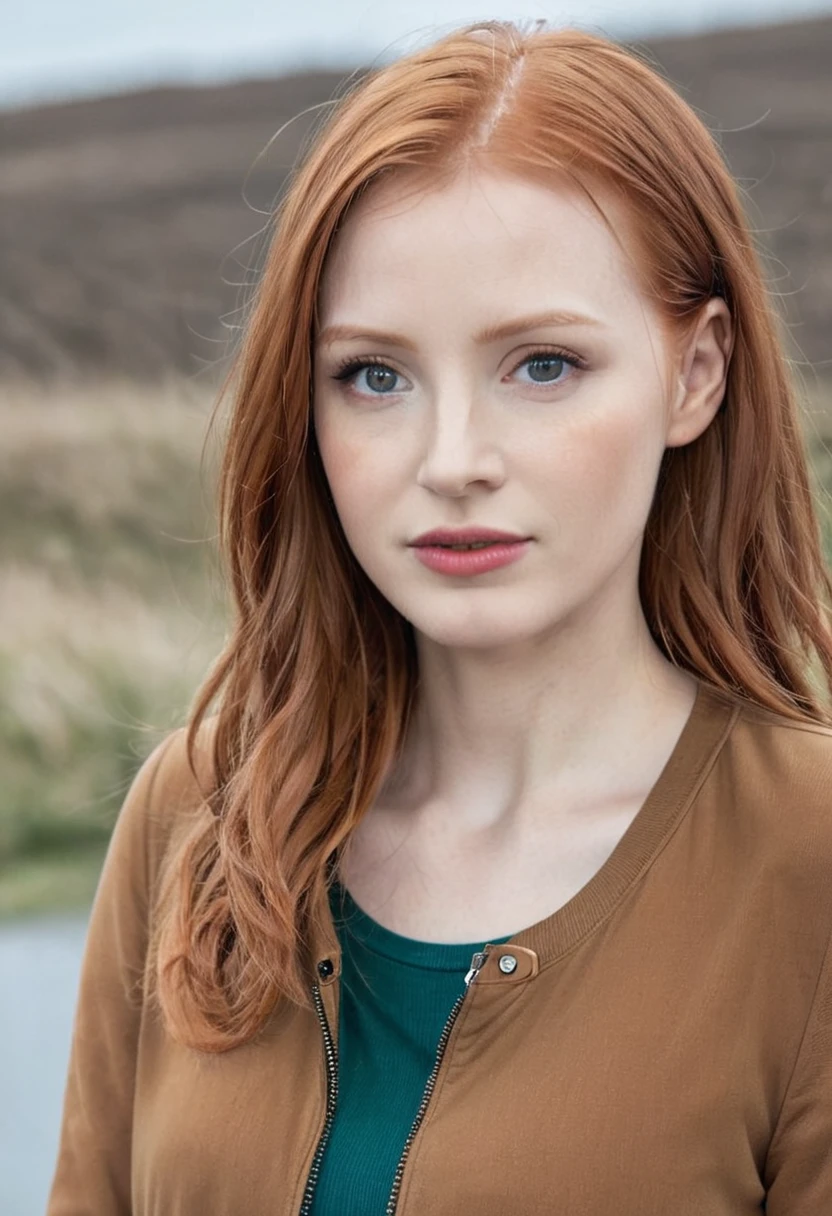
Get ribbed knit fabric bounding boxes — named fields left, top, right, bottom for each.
left=308, top=882, right=513, bottom=1215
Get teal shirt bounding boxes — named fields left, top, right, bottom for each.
left=309, top=882, right=512, bottom=1215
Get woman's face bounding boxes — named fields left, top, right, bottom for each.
left=312, top=165, right=716, bottom=651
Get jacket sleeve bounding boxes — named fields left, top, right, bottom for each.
left=45, top=729, right=184, bottom=1216
left=764, top=924, right=832, bottom=1212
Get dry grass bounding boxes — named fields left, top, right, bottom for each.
left=0, top=375, right=228, bottom=915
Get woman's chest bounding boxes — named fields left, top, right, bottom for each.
left=390, top=962, right=772, bottom=1215
left=130, top=918, right=776, bottom=1216
left=337, top=797, right=644, bottom=942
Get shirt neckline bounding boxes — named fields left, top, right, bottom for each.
left=312, top=677, right=740, bottom=974
left=509, top=676, right=739, bottom=966
left=329, top=882, right=513, bottom=971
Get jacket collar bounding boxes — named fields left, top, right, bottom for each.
left=305, top=678, right=738, bottom=987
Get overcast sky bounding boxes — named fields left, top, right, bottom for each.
left=5, top=0, right=832, bottom=110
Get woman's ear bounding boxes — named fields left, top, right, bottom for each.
left=665, top=298, right=733, bottom=448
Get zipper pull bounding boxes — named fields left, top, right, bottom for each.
left=464, top=948, right=489, bottom=987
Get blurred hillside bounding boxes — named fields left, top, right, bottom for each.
left=1, top=13, right=832, bottom=381
left=0, top=69, right=356, bottom=381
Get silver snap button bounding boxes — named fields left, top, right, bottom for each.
left=498, top=953, right=518, bottom=974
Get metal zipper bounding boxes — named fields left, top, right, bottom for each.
left=384, top=946, right=492, bottom=1216
left=297, top=981, right=339, bottom=1216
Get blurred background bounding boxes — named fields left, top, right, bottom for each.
left=2, top=1, right=832, bottom=1212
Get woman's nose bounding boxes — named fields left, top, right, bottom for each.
left=414, top=398, right=506, bottom=496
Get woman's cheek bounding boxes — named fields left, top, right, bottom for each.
left=556, top=401, right=666, bottom=546
left=324, top=454, right=396, bottom=554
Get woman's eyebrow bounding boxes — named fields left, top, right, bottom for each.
left=317, top=309, right=606, bottom=351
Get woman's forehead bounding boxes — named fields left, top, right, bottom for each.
left=318, top=166, right=653, bottom=337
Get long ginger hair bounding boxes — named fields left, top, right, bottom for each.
left=151, top=20, right=832, bottom=1051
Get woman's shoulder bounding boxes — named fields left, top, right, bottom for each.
left=726, top=693, right=832, bottom=789
left=110, top=716, right=219, bottom=892
left=714, top=692, right=832, bottom=895
left=144, top=715, right=219, bottom=807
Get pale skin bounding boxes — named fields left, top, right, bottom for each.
left=312, top=164, right=733, bottom=942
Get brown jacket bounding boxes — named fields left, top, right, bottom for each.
left=47, top=679, right=832, bottom=1214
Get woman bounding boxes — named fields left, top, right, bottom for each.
left=47, top=20, right=832, bottom=1215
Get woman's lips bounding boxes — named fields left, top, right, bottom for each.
left=410, top=539, right=531, bottom=576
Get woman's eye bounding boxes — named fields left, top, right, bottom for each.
left=358, top=364, right=401, bottom=394
left=512, top=351, right=582, bottom=387
left=332, top=359, right=403, bottom=396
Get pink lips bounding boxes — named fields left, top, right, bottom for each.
left=410, top=538, right=531, bottom=577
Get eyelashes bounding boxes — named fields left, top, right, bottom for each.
left=330, top=347, right=587, bottom=399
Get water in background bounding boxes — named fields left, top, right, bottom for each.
left=0, top=916, right=89, bottom=1216
left=5, top=0, right=832, bottom=110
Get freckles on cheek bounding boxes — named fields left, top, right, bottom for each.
left=321, top=440, right=357, bottom=490
left=608, top=446, right=663, bottom=538
left=559, top=409, right=662, bottom=533
left=316, top=419, right=362, bottom=488
left=319, top=433, right=386, bottom=525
